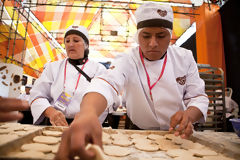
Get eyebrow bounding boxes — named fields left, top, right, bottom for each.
left=65, top=36, right=81, bottom=40
left=142, top=32, right=151, bottom=35
left=142, top=31, right=166, bottom=35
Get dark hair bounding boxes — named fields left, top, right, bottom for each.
left=64, top=30, right=89, bottom=44
left=137, top=19, right=172, bottom=30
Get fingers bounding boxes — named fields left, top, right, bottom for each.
left=0, top=98, right=29, bottom=112
left=176, top=113, right=189, bottom=135
left=181, top=122, right=193, bottom=139
left=54, top=113, right=102, bottom=160
left=55, top=117, right=68, bottom=126
left=55, top=129, right=71, bottom=160
left=92, top=128, right=102, bottom=149
left=170, top=111, right=194, bottom=139
left=51, top=120, right=68, bottom=127
left=169, top=111, right=183, bottom=133
left=55, top=126, right=94, bottom=160
left=50, top=111, right=68, bottom=126
left=68, top=114, right=102, bottom=160
left=0, top=112, right=23, bottom=122
left=69, top=125, right=95, bottom=160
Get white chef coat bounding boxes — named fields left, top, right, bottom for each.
left=30, top=58, right=107, bottom=124
left=86, top=45, right=209, bottom=130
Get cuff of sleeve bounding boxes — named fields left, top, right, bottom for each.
left=187, top=102, right=209, bottom=123
left=31, top=98, right=51, bottom=124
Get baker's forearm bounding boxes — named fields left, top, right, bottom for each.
left=186, top=106, right=203, bottom=123
left=75, top=92, right=107, bottom=119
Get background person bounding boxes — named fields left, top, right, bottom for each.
left=18, top=84, right=32, bottom=102
left=30, top=25, right=107, bottom=126
left=18, top=84, right=33, bottom=124
left=55, top=2, right=209, bottom=160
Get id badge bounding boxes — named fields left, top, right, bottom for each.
left=54, top=92, right=72, bottom=111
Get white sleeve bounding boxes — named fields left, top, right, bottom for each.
left=95, top=62, right=107, bottom=76
left=183, top=52, right=209, bottom=123
left=30, top=63, right=54, bottom=124
left=84, top=56, right=130, bottom=110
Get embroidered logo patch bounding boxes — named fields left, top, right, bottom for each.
left=176, top=76, right=186, bottom=85
left=157, top=9, right=167, bottom=17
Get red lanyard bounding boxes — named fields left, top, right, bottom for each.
left=139, top=48, right=167, bottom=100
left=63, top=59, right=88, bottom=95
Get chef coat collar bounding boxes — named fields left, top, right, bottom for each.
left=68, top=57, right=88, bottom=65
left=143, top=51, right=167, bottom=61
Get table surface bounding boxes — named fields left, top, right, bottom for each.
left=192, top=131, right=240, bottom=159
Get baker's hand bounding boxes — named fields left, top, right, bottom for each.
left=0, top=97, right=29, bottom=122
left=169, top=110, right=193, bottom=139
left=45, top=107, right=68, bottom=126
left=54, top=112, right=102, bottom=160
left=49, top=110, right=68, bottom=126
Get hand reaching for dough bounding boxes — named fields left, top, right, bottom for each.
left=54, top=112, right=102, bottom=160
left=0, top=97, right=29, bottom=122
left=169, top=110, right=193, bottom=139
left=44, top=107, right=68, bottom=126
left=169, top=106, right=203, bottom=139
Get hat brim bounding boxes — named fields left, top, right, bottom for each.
left=137, top=19, right=173, bottom=30
left=64, top=30, right=89, bottom=45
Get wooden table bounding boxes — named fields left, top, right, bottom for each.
left=192, top=131, right=240, bottom=159
left=0, top=123, right=239, bottom=159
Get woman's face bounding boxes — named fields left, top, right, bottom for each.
left=138, top=27, right=171, bottom=61
left=65, top=34, right=86, bottom=59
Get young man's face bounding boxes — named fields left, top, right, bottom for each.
left=138, top=27, right=171, bottom=61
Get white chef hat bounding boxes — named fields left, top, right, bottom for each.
left=135, top=2, right=173, bottom=30
left=134, top=2, right=173, bottom=43
left=64, top=25, right=90, bottom=57
left=64, top=25, right=89, bottom=45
